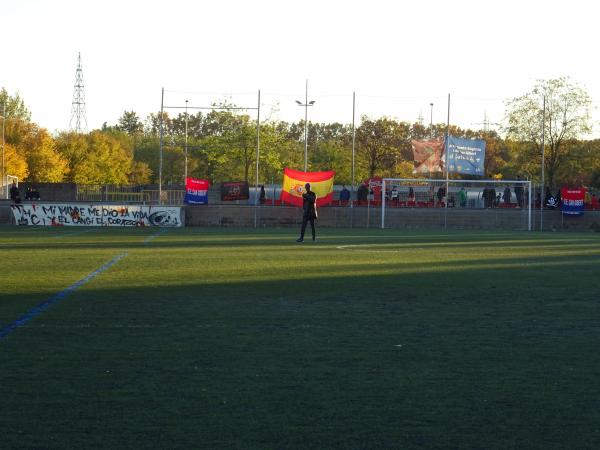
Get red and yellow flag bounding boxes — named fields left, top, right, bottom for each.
left=280, top=168, right=335, bottom=207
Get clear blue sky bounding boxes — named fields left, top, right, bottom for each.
left=3, top=0, right=600, bottom=136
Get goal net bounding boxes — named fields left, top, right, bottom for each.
left=381, top=178, right=532, bottom=230
left=2, top=175, right=18, bottom=200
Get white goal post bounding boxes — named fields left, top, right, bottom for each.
left=381, top=178, right=532, bottom=230
left=3, top=175, right=18, bottom=199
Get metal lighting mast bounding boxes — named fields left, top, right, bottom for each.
left=69, top=52, right=88, bottom=133
left=295, top=79, right=315, bottom=172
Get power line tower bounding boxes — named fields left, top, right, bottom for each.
left=473, top=111, right=500, bottom=133
left=69, top=52, right=87, bottom=133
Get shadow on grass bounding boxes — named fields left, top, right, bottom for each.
left=1, top=248, right=600, bottom=449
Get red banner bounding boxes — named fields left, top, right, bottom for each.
left=365, top=177, right=383, bottom=200
left=184, top=177, right=210, bottom=204
left=561, top=187, right=586, bottom=215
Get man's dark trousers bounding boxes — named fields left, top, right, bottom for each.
left=300, top=216, right=315, bottom=240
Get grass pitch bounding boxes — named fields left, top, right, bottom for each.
left=1, top=226, right=600, bottom=449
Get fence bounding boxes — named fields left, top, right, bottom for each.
left=76, top=185, right=184, bottom=205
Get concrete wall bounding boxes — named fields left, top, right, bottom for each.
left=185, top=205, right=600, bottom=231
left=2, top=202, right=600, bottom=231
left=0, top=201, right=15, bottom=225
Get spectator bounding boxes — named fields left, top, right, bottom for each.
left=482, top=186, right=488, bottom=208
left=502, top=185, right=512, bottom=205
left=9, top=181, right=21, bottom=204
left=25, top=187, right=33, bottom=201
left=482, top=185, right=496, bottom=208
left=436, top=186, right=446, bottom=207
left=408, top=186, right=416, bottom=203
left=490, top=186, right=497, bottom=208
left=339, top=185, right=350, bottom=204
left=390, top=186, right=399, bottom=204
left=448, top=195, right=456, bottom=207
left=357, top=183, right=368, bottom=202
left=259, top=185, right=266, bottom=205
left=514, top=175, right=524, bottom=208
left=32, top=187, right=41, bottom=201
left=458, top=187, right=467, bottom=207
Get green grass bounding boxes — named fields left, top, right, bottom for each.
left=1, top=226, right=600, bottom=449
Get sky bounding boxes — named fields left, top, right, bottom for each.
left=3, top=0, right=600, bottom=136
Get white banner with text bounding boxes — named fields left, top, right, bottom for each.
left=11, top=204, right=183, bottom=227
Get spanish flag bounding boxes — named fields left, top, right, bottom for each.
left=280, top=168, right=335, bottom=207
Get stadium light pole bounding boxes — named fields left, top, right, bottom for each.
left=296, top=79, right=315, bottom=172
left=429, top=102, right=434, bottom=138
left=184, top=99, right=189, bottom=182
left=540, top=95, right=546, bottom=231
left=159, top=88, right=164, bottom=204
left=351, top=91, right=356, bottom=211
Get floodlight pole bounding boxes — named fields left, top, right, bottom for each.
left=429, top=102, right=434, bottom=138
left=540, top=95, right=546, bottom=232
left=159, top=87, right=164, bottom=204
left=351, top=91, right=356, bottom=214
left=444, top=94, right=450, bottom=230
left=184, top=99, right=189, bottom=182
left=304, top=80, right=308, bottom=171
left=296, top=79, right=315, bottom=172
left=254, top=89, right=261, bottom=228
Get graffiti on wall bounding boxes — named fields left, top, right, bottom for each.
left=11, top=204, right=183, bottom=227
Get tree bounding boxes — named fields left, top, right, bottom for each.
left=356, top=117, right=407, bottom=178
left=23, top=128, right=68, bottom=182
left=0, top=88, right=31, bottom=122
left=505, top=77, right=592, bottom=188
left=3, top=143, right=28, bottom=180
left=116, top=111, right=144, bottom=135
left=55, top=131, right=136, bottom=184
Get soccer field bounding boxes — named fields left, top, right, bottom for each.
left=1, top=227, right=600, bottom=449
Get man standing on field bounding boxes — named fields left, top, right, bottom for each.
left=297, top=183, right=317, bottom=242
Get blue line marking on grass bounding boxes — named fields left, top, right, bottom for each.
left=0, top=252, right=128, bottom=341
left=144, top=228, right=169, bottom=245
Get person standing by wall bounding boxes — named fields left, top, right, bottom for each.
left=502, top=184, right=512, bottom=205
left=297, top=183, right=317, bottom=242
left=458, top=186, right=467, bottom=207
left=514, top=175, right=524, bottom=208
left=259, top=185, right=266, bottom=205
left=339, top=185, right=350, bottom=205
left=9, top=181, right=21, bottom=204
